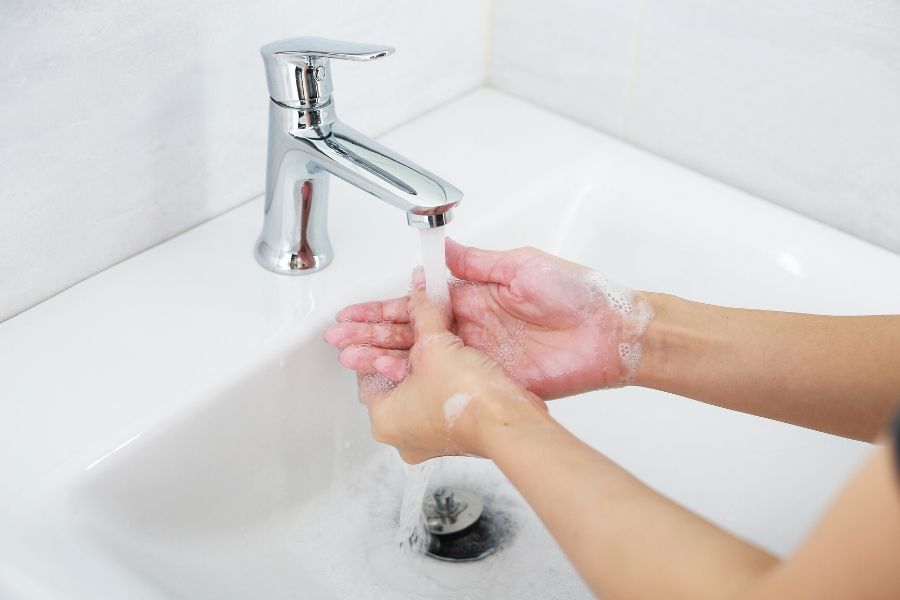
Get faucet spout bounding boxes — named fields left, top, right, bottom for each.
left=255, top=36, right=463, bottom=275
left=316, top=121, right=462, bottom=227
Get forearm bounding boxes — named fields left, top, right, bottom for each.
left=483, top=413, right=776, bottom=600
left=635, top=293, right=900, bottom=440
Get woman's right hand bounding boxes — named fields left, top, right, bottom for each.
left=356, top=268, right=549, bottom=464
left=326, top=240, right=655, bottom=399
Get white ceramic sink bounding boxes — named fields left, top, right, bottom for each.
left=2, top=89, right=899, bottom=599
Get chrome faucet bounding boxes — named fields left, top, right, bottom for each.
left=256, top=37, right=463, bottom=274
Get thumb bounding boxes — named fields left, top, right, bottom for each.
left=408, top=267, right=452, bottom=340
left=445, top=238, right=519, bottom=285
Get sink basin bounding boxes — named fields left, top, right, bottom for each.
left=2, top=88, right=899, bottom=599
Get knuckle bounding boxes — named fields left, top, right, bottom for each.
left=385, top=299, right=407, bottom=322
left=390, top=328, right=411, bottom=348
left=377, top=325, right=394, bottom=346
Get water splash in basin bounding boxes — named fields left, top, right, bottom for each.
left=291, top=450, right=593, bottom=599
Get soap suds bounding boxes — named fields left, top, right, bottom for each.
left=618, top=342, right=643, bottom=380
left=360, top=372, right=397, bottom=397
left=443, top=393, right=473, bottom=429
left=633, top=294, right=655, bottom=335
left=291, top=450, right=593, bottom=599
left=585, top=270, right=634, bottom=317
left=482, top=320, right=527, bottom=378
left=583, top=270, right=655, bottom=383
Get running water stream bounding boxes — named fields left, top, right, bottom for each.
left=418, top=226, right=451, bottom=305
left=396, top=226, right=451, bottom=553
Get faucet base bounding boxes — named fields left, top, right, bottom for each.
left=256, top=167, right=333, bottom=275
left=254, top=239, right=332, bottom=275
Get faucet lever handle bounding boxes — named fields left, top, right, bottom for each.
left=260, top=36, right=394, bottom=108
left=261, top=37, right=394, bottom=61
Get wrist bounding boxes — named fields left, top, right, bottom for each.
left=472, top=388, right=556, bottom=460
left=633, top=292, right=713, bottom=391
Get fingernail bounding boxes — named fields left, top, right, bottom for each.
left=334, top=309, right=344, bottom=322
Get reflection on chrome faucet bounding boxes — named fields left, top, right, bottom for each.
left=256, top=37, right=463, bottom=275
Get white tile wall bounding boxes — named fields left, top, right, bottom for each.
left=0, top=0, right=490, bottom=321
left=490, top=0, right=900, bottom=255
left=491, top=1, right=642, bottom=136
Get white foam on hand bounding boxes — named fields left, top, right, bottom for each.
left=443, top=392, right=473, bottom=429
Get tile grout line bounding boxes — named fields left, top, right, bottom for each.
left=483, top=0, right=499, bottom=86
left=622, top=0, right=648, bottom=141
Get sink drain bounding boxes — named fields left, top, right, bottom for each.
left=423, top=487, right=499, bottom=562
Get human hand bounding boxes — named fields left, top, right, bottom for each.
left=326, top=240, right=654, bottom=399
left=355, top=269, right=548, bottom=464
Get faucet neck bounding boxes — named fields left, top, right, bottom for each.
left=272, top=100, right=337, bottom=135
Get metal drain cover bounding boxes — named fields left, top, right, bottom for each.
left=423, top=487, right=483, bottom=535
left=423, top=487, right=499, bottom=562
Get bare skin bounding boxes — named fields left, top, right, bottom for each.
left=326, top=241, right=900, bottom=600
left=355, top=268, right=549, bottom=464
left=328, top=238, right=651, bottom=398
left=638, top=294, right=900, bottom=440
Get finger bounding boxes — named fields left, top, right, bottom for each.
left=408, top=267, right=453, bottom=339
left=446, top=238, right=521, bottom=286
left=373, top=355, right=409, bottom=381
left=325, top=322, right=414, bottom=350
left=448, top=280, right=494, bottom=322
left=335, top=296, right=410, bottom=323
left=339, top=345, right=409, bottom=374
